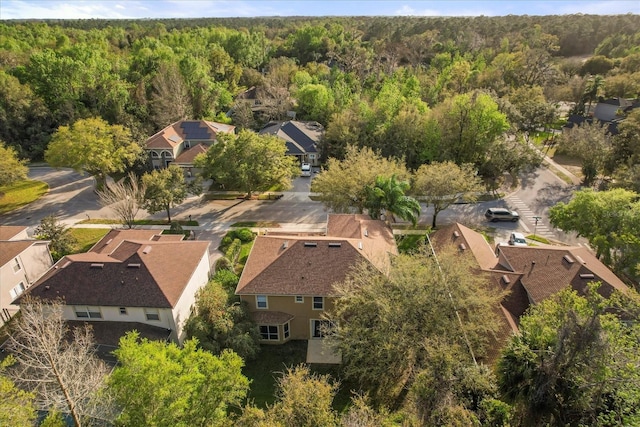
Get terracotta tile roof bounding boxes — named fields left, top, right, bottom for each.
left=25, top=240, right=210, bottom=308
left=174, top=143, right=208, bottom=164
left=0, top=240, right=35, bottom=267
left=430, top=223, right=499, bottom=270
left=252, top=311, right=295, bottom=325
left=0, top=225, right=28, bottom=240
left=144, top=120, right=235, bottom=150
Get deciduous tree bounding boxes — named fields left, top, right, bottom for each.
left=326, top=247, right=504, bottom=406
left=412, top=161, right=483, bottom=228
left=34, top=215, right=76, bottom=261
left=311, top=145, right=409, bottom=213
left=97, top=172, right=146, bottom=229
left=497, top=287, right=640, bottom=427
left=142, top=165, right=197, bottom=223
left=109, top=333, right=249, bottom=427
left=556, top=121, right=611, bottom=186
left=5, top=297, right=113, bottom=427
left=0, top=141, right=28, bottom=186
left=195, top=129, right=298, bottom=198
left=45, top=117, right=142, bottom=190
left=0, top=358, right=37, bottom=427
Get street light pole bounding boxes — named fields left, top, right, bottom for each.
left=533, top=216, right=542, bottom=239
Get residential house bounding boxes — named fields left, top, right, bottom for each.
left=236, top=214, right=397, bottom=349
left=430, top=223, right=630, bottom=357
left=566, top=97, right=640, bottom=135
left=0, top=226, right=53, bottom=324
left=21, top=229, right=211, bottom=344
left=258, top=120, right=323, bottom=166
left=144, top=120, right=235, bottom=175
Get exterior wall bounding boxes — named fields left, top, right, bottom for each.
left=171, top=250, right=211, bottom=343
left=241, top=294, right=336, bottom=341
left=62, top=305, right=174, bottom=330
left=0, top=243, right=53, bottom=323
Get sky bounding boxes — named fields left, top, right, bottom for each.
left=0, top=0, right=638, bottom=20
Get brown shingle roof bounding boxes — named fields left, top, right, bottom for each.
left=252, top=311, right=295, bottom=325
left=90, top=229, right=160, bottom=254
left=67, top=321, right=171, bottom=347
left=25, top=240, right=210, bottom=308
left=145, top=120, right=235, bottom=150
left=0, top=225, right=28, bottom=241
left=0, top=241, right=36, bottom=267
left=430, top=223, right=499, bottom=270
left=236, top=237, right=370, bottom=296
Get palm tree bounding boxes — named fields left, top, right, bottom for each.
left=364, top=175, right=421, bottom=226
left=582, top=74, right=605, bottom=115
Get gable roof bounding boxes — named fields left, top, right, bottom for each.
left=259, top=121, right=322, bottom=155
left=0, top=225, right=28, bottom=241
left=236, top=215, right=397, bottom=297
left=0, top=240, right=37, bottom=267
left=430, top=223, right=498, bottom=270
left=174, top=143, right=209, bottom=164
left=25, top=239, right=210, bottom=308
left=145, top=120, right=235, bottom=150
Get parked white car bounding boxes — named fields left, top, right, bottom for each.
left=508, top=232, right=527, bottom=246
left=301, top=162, right=311, bottom=177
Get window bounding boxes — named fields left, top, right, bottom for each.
left=119, top=307, right=127, bottom=315
left=256, top=295, right=268, bottom=309
left=151, top=151, right=159, bottom=158
left=309, top=154, right=316, bottom=159
left=9, top=282, right=25, bottom=300
left=12, top=258, right=21, bottom=273
left=75, top=306, right=102, bottom=319
left=145, top=308, right=160, bottom=321
left=184, top=141, right=191, bottom=148
left=259, top=325, right=278, bottom=341
left=313, top=296, right=324, bottom=310
left=284, top=322, right=290, bottom=339
left=295, top=296, right=304, bottom=303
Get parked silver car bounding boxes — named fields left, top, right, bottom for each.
left=485, top=208, right=519, bottom=222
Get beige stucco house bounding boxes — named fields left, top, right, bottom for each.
left=0, top=226, right=53, bottom=325
left=236, top=214, right=397, bottom=348
left=22, top=229, right=211, bottom=344
left=144, top=120, right=235, bottom=176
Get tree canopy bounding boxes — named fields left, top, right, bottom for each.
left=0, top=141, right=28, bottom=186
left=195, top=129, right=298, bottom=198
left=142, top=165, right=196, bottom=223
left=109, top=333, right=249, bottom=427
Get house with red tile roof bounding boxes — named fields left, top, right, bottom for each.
left=0, top=226, right=53, bottom=325
left=430, top=223, right=631, bottom=357
left=144, top=120, right=235, bottom=176
left=236, top=214, right=397, bottom=345
left=21, top=230, right=211, bottom=344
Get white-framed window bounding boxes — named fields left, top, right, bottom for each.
left=259, top=325, right=278, bottom=341
left=309, top=154, right=316, bottom=159
left=12, top=257, right=21, bottom=273
left=119, top=307, right=127, bottom=315
left=311, top=319, right=334, bottom=338
left=184, top=141, right=191, bottom=149
left=284, top=322, right=290, bottom=339
left=295, top=296, right=304, bottom=303
left=151, top=151, right=159, bottom=158
left=313, top=296, right=324, bottom=310
left=74, top=306, right=102, bottom=319
left=256, top=295, right=268, bottom=309
left=145, top=308, right=160, bottom=321
left=9, top=282, right=25, bottom=300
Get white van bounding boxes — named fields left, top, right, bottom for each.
left=301, top=162, right=311, bottom=177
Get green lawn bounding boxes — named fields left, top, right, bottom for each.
left=243, top=341, right=352, bottom=412
left=0, top=180, right=49, bottom=214
left=68, top=228, right=110, bottom=253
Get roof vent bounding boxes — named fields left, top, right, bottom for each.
left=61, top=260, right=71, bottom=268
left=358, top=242, right=363, bottom=250
left=282, top=240, right=288, bottom=249
left=364, top=229, right=368, bottom=237
left=105, top=238, right=113, bottom=245
left=580, top=273, right=595, bottom=279
left=459, top=243, right=466, bottom=251
left=142, top=245, right=152, bottom=254
left=304, top=242, right=317, bottom=247
left=453, top=231, right=460, bottom=238
left=501, top=274, right=511, bottom=284
left=127, top=263, right=141, bottom=268
left=328, top=242, right=342, bottom=248
left=575, top=255, right=585, bottom=264
left=90, top=263, right=104, bottom=269
left=563, top=254, right=575, bottom=264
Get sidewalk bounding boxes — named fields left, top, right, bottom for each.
left=530, top=142, right=582, bottom=185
